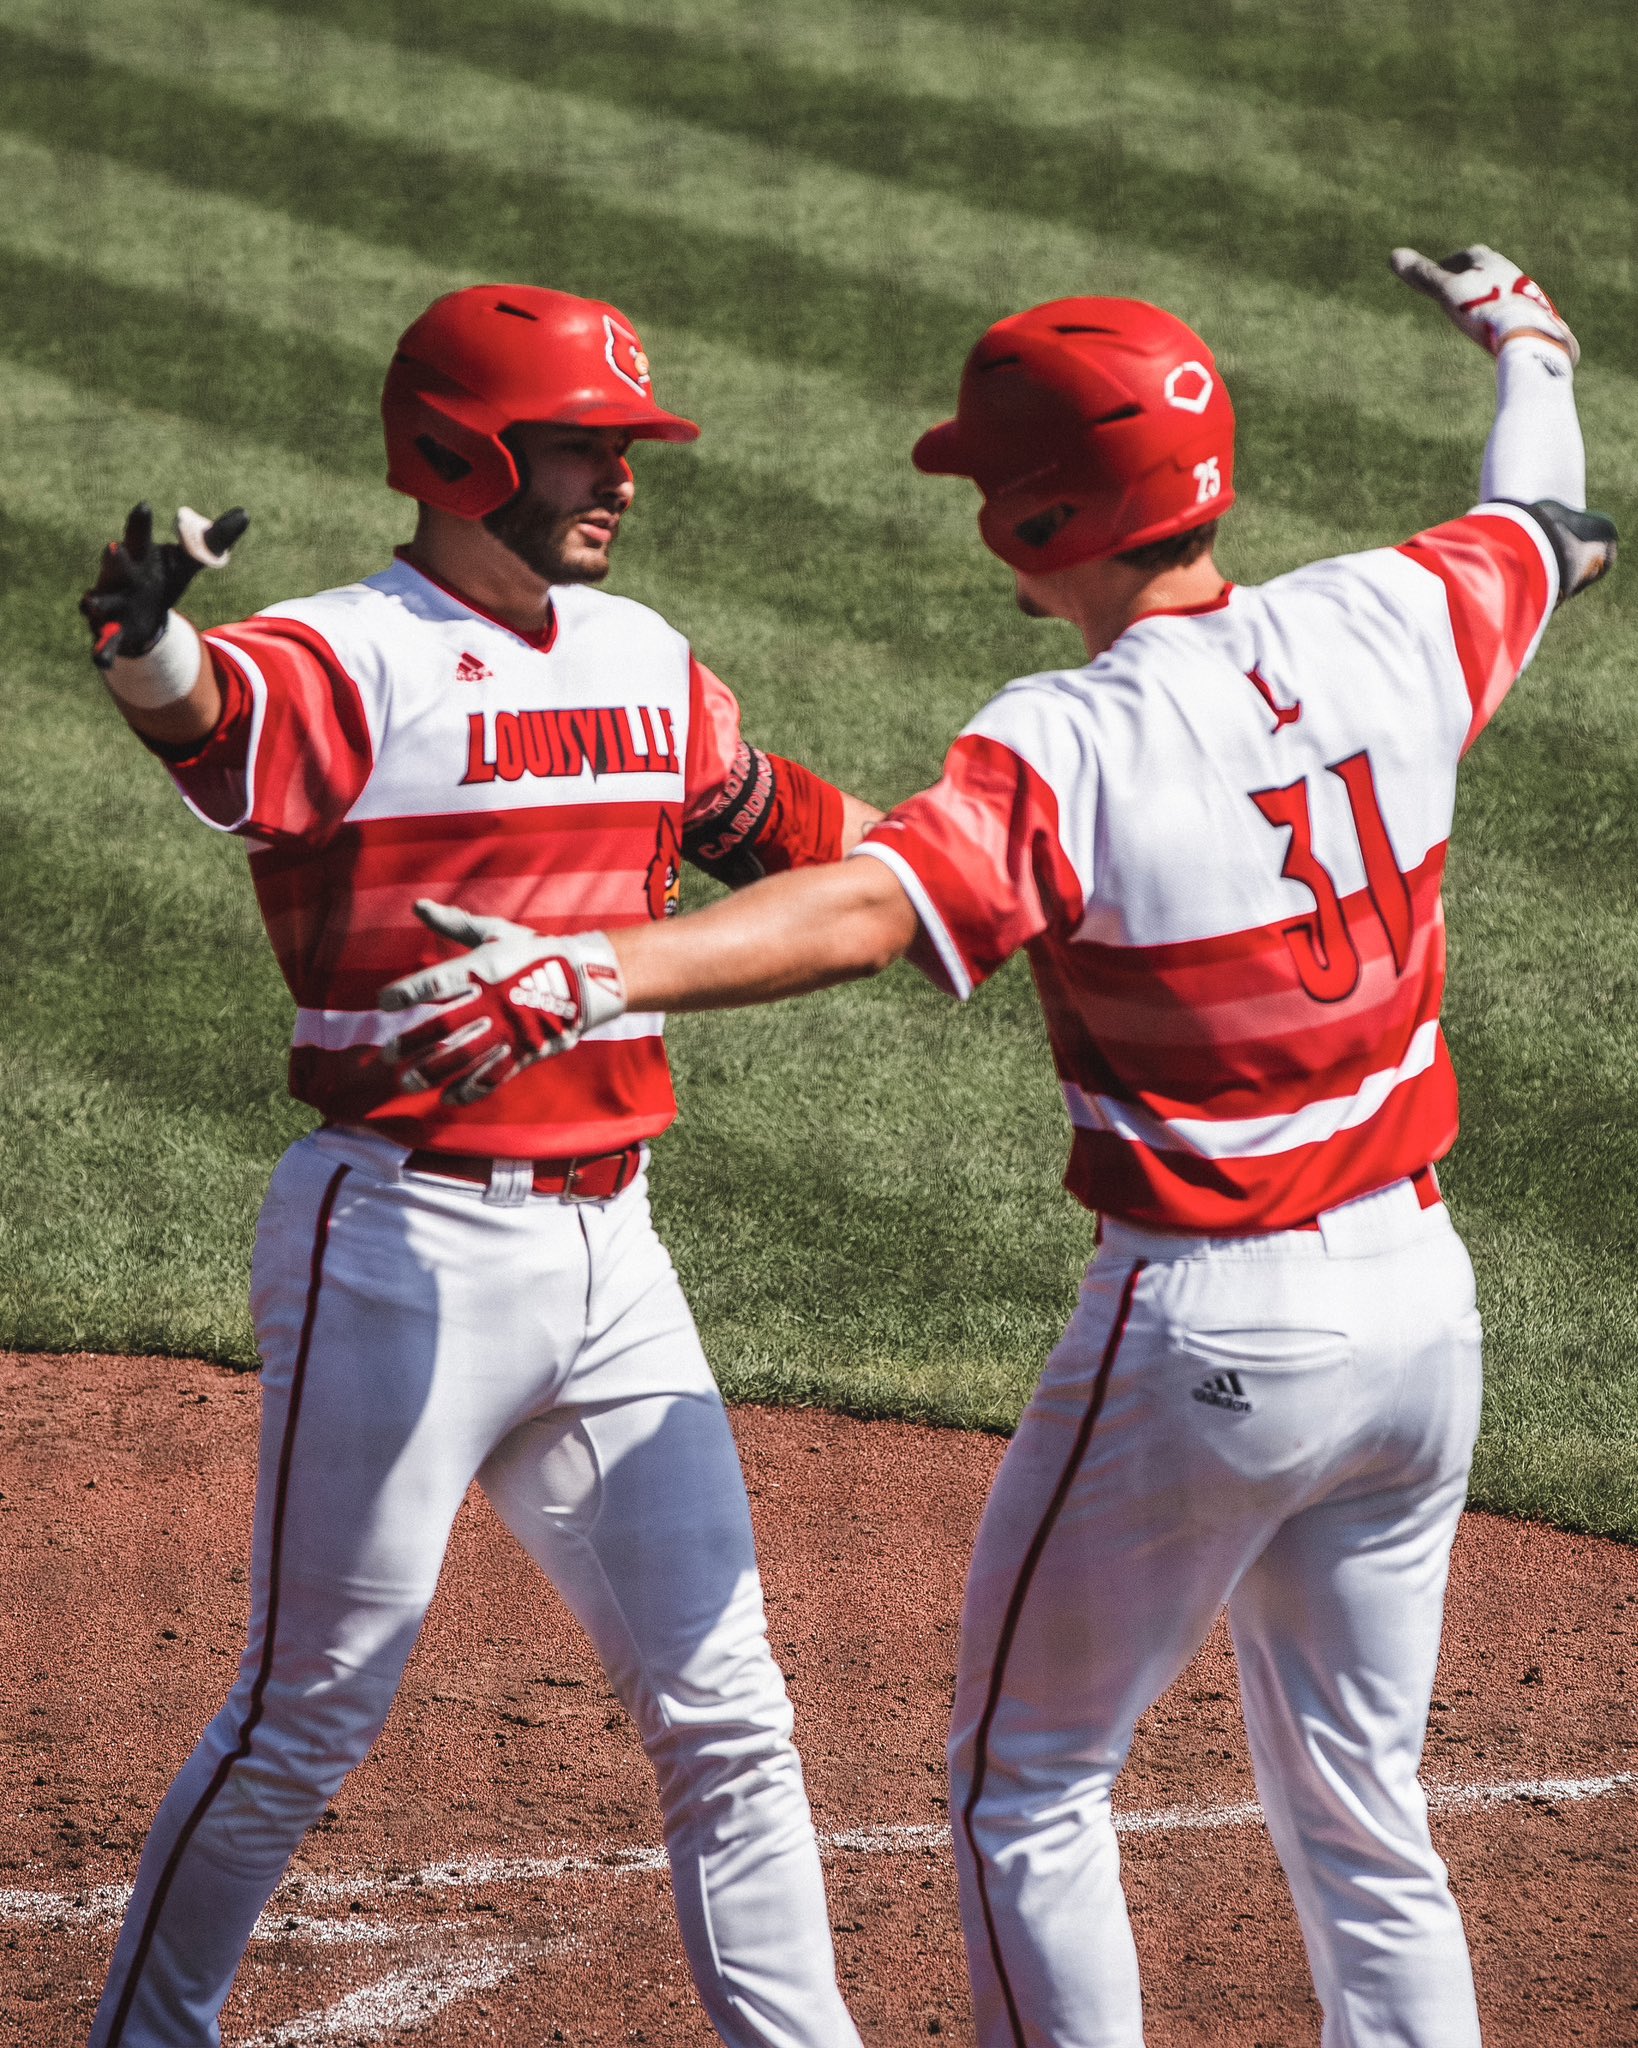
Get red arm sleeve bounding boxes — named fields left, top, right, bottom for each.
left=1396, top=505, right=1557, bottom=750
left=682, top=656, right=845, bottom=882
left=149, top=616, right=374, bottom=842
left=853, top=732, right=1086, bottom=999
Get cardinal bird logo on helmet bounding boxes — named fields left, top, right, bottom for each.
left=646, top=811, right=683, bottom=920
left=605, top=316, right=653, bottom=397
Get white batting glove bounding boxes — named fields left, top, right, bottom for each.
left=378, top=901, right=626, bottom=1106
left=1390, top=244, right=1579, bottom=365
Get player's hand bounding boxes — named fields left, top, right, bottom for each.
left=377, top=901, right=627, bottom=1106
left=80, top=501, right=250, bottom=670
left=1389, top=244, right=1579, bottom=365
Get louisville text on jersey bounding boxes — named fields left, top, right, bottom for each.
left=461, top=704, right=680, bottom=786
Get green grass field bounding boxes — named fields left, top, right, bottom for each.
left=2, top=0, right=1636, bottom=1535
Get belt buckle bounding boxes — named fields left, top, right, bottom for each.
left=559, top=1148, right=637, bottom=1202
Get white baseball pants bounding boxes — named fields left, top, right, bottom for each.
left=950, top=1178, right=1484, bottom=2048
left=90, top=1126, right=860, bottom=2048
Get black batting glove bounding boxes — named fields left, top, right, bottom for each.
left=81, top=502, right=250, bottom=670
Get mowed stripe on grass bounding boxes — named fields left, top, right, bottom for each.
left=94, top=0, right=1638, bottom=379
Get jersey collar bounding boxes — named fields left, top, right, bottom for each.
left=1128, top=582, right=1236, bottom=626
left=391, top=549, right=560, bottom=653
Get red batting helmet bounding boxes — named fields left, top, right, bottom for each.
left=912, top=298, right=1235, bottom=572
left=382, top=285, right=700, bottom=520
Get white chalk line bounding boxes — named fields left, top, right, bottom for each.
left=5, top=1768, right=1632, bottom=1939
left=255, top=1909, right=466, bottom=1948
left=241, top=1940, right=546, bottom=2048
left=240, top=1767, right=1638, bottom=2046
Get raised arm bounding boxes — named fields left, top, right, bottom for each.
left=1390, top=243, right=1614, bottom=594
left=79, top=501, right=248, bottom=746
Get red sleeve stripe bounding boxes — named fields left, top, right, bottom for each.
left=683, top=654, right=745, bottom=815
left=858, top=735, right=1086, bottom=992
left=177, top=635, right=269, bottom=831
left=1396, top=507, right=1555, bottom=749
left=233, top=614, right=377, bottom=759
left=204, top=618, right=375, bottom=840
left=850, top=841, right=973, bottom=999
left=1476, top=500, right=1560, bottom=662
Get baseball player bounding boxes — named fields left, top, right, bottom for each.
left=78, top=286, right=876, bottom=2048
left=383, top=246, right=1616, bottom=2047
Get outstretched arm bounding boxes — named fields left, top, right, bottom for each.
left=1390, top=243, right=1614, bottom=595
left=612, top=855, right=917, bottom=1010
left=1390, top=241, right=1583, bottom=502
left=1480, top=333, right=1584, bottom=509
left=376, top=859, right=919, bottom=1105
left=839, top=791, right=884, bottom=851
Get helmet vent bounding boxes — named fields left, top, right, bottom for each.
left=978, top=354, right=1023, bottom=371
left=1089, top=404, right=1142, bottom=426
left=1053, top=324, right=1119, bottom=335
left=494, top=301, right=540, bottom=321
left=414, top=434, right=475, bottom=482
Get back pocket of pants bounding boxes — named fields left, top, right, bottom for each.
left=1166, top=1324, right=1355, bottom=1491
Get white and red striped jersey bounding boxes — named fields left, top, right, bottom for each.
left=165, top=555, right=831, bottom=1156
left=857, top=504, right=1559, bottom=1232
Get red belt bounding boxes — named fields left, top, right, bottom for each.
left=403, top=1144, right=641, bottom=1202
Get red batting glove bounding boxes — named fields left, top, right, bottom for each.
left=378, top=901, right=626, bottom=1107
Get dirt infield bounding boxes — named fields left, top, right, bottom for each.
left=3, top=1350, right=1635, bottom=2046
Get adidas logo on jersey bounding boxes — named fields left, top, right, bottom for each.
left=1192, top=1369, right=1252, bottom=1413
left=455, top=651, right=492, bottom=683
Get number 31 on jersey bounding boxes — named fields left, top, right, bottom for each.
left=1251, top=752, right=1413, bottom=1004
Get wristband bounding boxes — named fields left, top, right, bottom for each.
left=1498, top=332, right=1575, bottom=373
left=103, top=614, right=203, bottom=709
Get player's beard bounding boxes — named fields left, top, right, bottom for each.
left=484, top=494, right=617, bottom=585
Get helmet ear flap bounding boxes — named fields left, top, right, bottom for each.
left=494, top=423, right=533, bottom=504
left=979, top=441, right=1134, bottom=574
left=382, top=358, right=524, bottom=519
